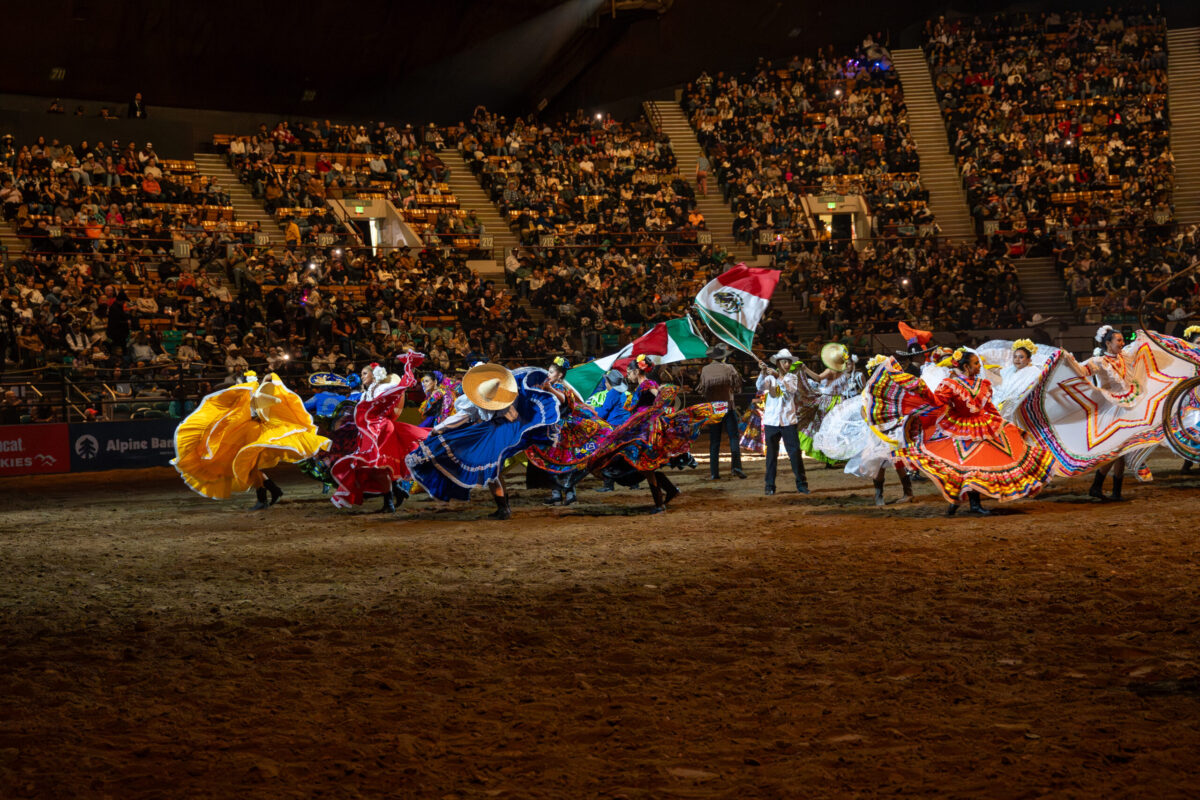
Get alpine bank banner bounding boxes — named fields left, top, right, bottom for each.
left=0, top=424, right=71, bottom=477
left=68, top=419, right=179, bottom=472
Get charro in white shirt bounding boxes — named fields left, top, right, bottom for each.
left=755, top=371, right=800, bottom=426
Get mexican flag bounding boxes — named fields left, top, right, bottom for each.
left=694, top=264, right=780, bottom=354
left=564, top=317, right=709, bottom=396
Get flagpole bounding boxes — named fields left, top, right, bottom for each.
left=693, top=304, right=773, bottom=371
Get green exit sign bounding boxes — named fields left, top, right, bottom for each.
left=354, top=206, right=365, bottom=214
left=826, top=202, right=837, bottom=209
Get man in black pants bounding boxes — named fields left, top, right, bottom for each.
left=695, top=344, right=746, bottom=480
left=756, top=348, right=809, bottom=496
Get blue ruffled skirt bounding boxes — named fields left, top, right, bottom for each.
left=406, top=368, right=560, bottom=502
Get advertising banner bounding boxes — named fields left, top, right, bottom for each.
left=68, top=419, right=179, bottom=472
left=0, top=424, right=71, bottom=477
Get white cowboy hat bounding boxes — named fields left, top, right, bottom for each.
left=462, top=363, right=518, bottom=411
left=1030, top=313, right=1056, bottom=326
left=769, top=348, right=797, bottom=364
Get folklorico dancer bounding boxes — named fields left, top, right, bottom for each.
left=586, top=368, right=632, bottom=493
left=536, top=356, right=599, bottom=507
left=1052, top=326, right=1185, bottom=500
left=298, top=371, right=360, bottom=493
left=755, top=348, right=810, bottom=496
left=797, top=342, right=862, bottom=467
left=172, top=371, right=330, bottom=509
left=330, top=353, right=429, bottom=513
left=975, top=338, right=1055, bottom=423
left=695, top=343, right=747, bottom=480
left=418, top=371, right=458, bottom=428
left=739, top=393, right=766, bottom=455
left=813, top=353, right=914, bottom=506
left=529, top=355, right=726, bottom=513
left=864, top=347, right=1056, bottom=516
left=406, top=363, right=560, bottom=520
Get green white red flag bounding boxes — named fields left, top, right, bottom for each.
left=693, top=264, right=780, bottom=354
left=564, top=317, right=709, bottom=396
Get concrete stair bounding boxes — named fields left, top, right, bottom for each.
left=0, top=224, right=24, bottom=263
left=890, top=49, right=977, bottom=244
left=650, top=101, right=755, bottom=265
left=438, top=148, right=519, bottom=277
left=192, top=153, right=282, bottom=246
left=1169, top=28, right=1200, bottom=225
left=1012, top=256, right=1073, bottom=319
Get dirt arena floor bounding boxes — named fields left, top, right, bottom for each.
left=2, top=452, right=1200, bottom=799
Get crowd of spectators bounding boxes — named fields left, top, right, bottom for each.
left=1056, top=224, right=1200, bottom=329
left=460, top=108, right=701, bottom=248
left=681, top=35, right=935, bottom=248
left=926, top=10, right=1174, bottom=248
left=1, top=134, right=256, bottom=262
left=780, top=237, right=1029, bottom=335
left=223, top=119, right=488, bottom=249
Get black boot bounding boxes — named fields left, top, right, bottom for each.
left=1183, top=460, right=1194, bottom=474
left=967, top=491, right=991, bottom=515
left=649, top=480, right=666, bottom=513
left=795, top=460, right=810, bottom=494
left=873, top=476, right=885, bottom=507
left=596, top=478, right=615, bottom=493
left=489, top=493, right=512, bottom=520
left=1089, top=472, right=1107, bottom=501
left=1111, top=476, right=1123, bottom=501
left=659, top=473, right=680, bottom=505
left=251, top=488, right=269, bottom=510
left=263, top=477, right=283, bottom=506
left=379, top=491, right=396, bottom=513
left=946, top=502, right=959, bottom=517
left=895, top=469, right=915, bottom=503
left=542, top=488, right=563, bottom=506
left=563, top=487, right=577, bottom=505
left=393, top=481, right=410, bottom=508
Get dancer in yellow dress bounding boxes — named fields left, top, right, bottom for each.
left=172, top=371, right=330, bottom=509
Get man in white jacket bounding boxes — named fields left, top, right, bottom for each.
left=756, top=348, right=810, bottom=496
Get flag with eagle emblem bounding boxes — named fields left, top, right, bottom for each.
left=693, top=264, right=780, bottom=354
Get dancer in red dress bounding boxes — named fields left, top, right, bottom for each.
left=330, top=352, right=429, bottom=512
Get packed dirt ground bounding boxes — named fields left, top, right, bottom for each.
left=2, top=453, right=1199, bottom=798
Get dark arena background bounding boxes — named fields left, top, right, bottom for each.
left=3, top=1, right=1200, bottom=797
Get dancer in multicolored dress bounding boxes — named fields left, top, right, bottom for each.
left=797, top=343, right=862, bottom=467
left=865, top=347, right=1056, bottom=516
left=739, top=394, right=766, bottom=455
left=529, top=355, right=727, bottom=513
left=418, top=371, right=458, bottom=428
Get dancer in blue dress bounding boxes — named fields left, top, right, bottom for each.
left=405, top=363, right=560, bottom=519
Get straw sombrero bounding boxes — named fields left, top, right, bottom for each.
left=462, top=363, right=519, bottom=411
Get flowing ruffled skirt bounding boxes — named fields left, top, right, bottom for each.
left=406, top=368, right=560, bottom=502
left=581, top=395, right=728, bottom=475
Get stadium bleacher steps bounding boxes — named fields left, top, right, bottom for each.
left=649, top=101, right=756, bottom=265
left=192, top=153, right=283, bottom=246
left=437, top=147, right=538, bottom=319
left=438, top=148, right=519, bottom=272
left=0, top=223, right=23, bottom=261
left=1012, top=256, right=1073, bottom=320
left=1169, top=27, right=1200, bottom=225
left=890, top=49, right=977, bottom=243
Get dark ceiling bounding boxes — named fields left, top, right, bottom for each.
left=4, top=0, right=1199, bottom=124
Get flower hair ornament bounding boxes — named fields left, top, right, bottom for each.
left=865, top=353, right=889, bottom=371
left=1094, top=324, right=1115, bottom=343
left=552, top=356, right=571, bottom=371
left=1012, top=338, right=1038, bottom=356
left=366, top=362, right=387, bottom=381
left=1184, top=325, right=1200, bottom=341
left=633, top=354, right=656, bottom=373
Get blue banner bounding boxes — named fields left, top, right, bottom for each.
left=68, top=419, right=180, bottom=472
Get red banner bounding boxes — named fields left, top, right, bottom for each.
left=0, top=424, right=71, bottom=477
